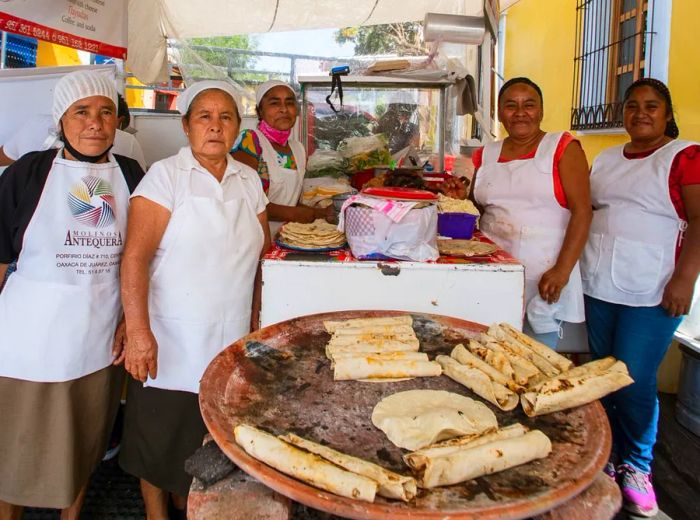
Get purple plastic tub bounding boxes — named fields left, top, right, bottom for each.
left=438, top=212, right=477, bottom=239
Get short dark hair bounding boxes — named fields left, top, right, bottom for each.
left=623, top=78, right=678, bottom=139
left=117, top=93, right=130, bottom=129
left=498, top=77, right=544, bottom=106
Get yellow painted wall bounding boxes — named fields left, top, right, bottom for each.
left=667, top=0, right=700, bottom=143
left=35, top=40, right=81, bottom=67
left=501, top=0, right=698, bottom=161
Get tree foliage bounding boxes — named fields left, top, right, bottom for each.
left=186, top=35, right=258, bottom=70
left=335, top=23, right=427, bottom=56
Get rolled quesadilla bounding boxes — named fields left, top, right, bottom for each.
left=328, top=332, right=420, bottom=348
left=437, top=355, right=519, bottom=411
left=497, top=323, right=573, bottom=372
left=372, top=390, right=498, bottom=451
left=280, top=433, right=417, bottom=501
left=521, top=361, right=634, bottom=416
left=409, top=429, right=552, bottom=488
left=330, top=351, right=428, bottom=362
left=452, top=344, right=514, bottom=388
left=466, top=340, right=516, bottom=382
left=324, top=315, right=413, bottom=333
left=326, top=341, right=420, bottom=360
left=234, top=424, right=377, bottom=502
left=404, top=424, right=529, bottom=467
left=479, top=335, right=540, bottom=384
left=486, top=326, right=559, bottom=376
left=333, top=357, right=441, bottom=381
left=331, top=325, right=416, bottom=337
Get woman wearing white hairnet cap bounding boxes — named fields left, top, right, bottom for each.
left=232, top=79, right=333, bottom=236
left=118, top=80, right=270, bottom=517
left=0, top=70, right=144, bottom=517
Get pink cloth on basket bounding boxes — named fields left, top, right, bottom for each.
left=337, top=194, right=420, bottom=231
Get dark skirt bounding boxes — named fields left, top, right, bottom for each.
left=0, top=365, right=123, bottom=508
left=119, top=377, right=208, bottom=497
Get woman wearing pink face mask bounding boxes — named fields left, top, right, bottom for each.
left=232, top=80, right=332, bottom=236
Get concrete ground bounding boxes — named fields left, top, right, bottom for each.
left=24, top=393, right=697, bottom=519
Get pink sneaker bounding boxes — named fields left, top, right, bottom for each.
left=618, top=464, right=659, bottom=517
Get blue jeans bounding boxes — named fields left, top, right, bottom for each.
left=523, top=317, right=561, bottom=349
left=584, top=295, right=682, bottom=473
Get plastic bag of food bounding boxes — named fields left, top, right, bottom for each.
left=344, top=205, right=439, bottom=262
left=306, top=150, right=350, bottom=179
left=337, top=135, right=393, bottom=172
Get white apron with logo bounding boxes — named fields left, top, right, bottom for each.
left=253, top=129, right=306, bottom=236
left=582, top=140, right=695, bottom=306
left=474, top=132, right=585, bottom=324
left=146, top=166, right=265, bottom=393
left=0, top=151, right=129, bottom=382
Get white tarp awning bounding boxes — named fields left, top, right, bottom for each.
left=127, top=0, right=485, bottom=84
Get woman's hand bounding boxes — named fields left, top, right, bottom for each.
left=440, top=177, right=469, bottom=200
left=125, top=328, right=158, bottom=382
left=112, top=317, right=127, bottom=365
left=661, top=274, right=694, bottom=317
left=538, top=266, right=571, bottom=304
left=313, top=204, right=336, bottom=224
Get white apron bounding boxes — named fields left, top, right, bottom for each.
left=253, top=129, right=306, bottom=236
left=0, top=151, right=129, bottom=382
left=146, top=168, right=265, bottom=393
left=582, top=139, right=695, bottom=306
left=474, top=132, right=585, bottom=325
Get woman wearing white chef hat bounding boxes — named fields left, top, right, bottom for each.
left=0, top=70, right=144, bottom=517
left=232, top=79, right=333, bottom=236
left=118, top=80, right=270, bottom=517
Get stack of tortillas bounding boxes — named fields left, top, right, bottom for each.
left=234, top=424, right=417, bottom=503
left=438, top=322, right=634, bottom=415
left=323, top=315, right=442, bottom=381
left=437, top=239, right=497, bottom=258
left=279, top=219, right=345, bottom=249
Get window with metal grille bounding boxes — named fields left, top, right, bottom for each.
left=571, top=0, right=653, bottom=131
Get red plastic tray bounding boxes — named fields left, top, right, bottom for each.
left=361, top=186, right=438, bottom=201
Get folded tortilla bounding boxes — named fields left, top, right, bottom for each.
left=324, top=315, right=413, bottom=333
left=372, top=390, right=498, bottom=451
left=521, top=361, right=634, bottom=416
left=466, top=340, right=516, bottom=382
left=333, top=357, right=442, bottom=381
left=404, top=424, right=529, bottom=467
left=486, top=326, right=559, bottom=376
left=479, top=335, right=540, bottom=384
left=437, top=355, right=519, bottom=411
left=234, top=424, right=377, bottom=502
left=497, top=323, right=573, bottom=372
left=408, top=429, right=552, bottom=488
left=280, top=433, right=417, bottom=502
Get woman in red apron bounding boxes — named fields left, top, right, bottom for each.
left=471, top=77, right=592, bottom=348
left=0, top=70, right=144, bottom=518
left=119, top=80, right=271, bottom=519
left=582, top=78, right=700, bottom=517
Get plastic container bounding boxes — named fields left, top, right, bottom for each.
left=438, top=212, right=477, bottom=239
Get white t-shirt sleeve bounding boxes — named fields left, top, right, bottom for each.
left=3, top=115, right=55, bottom=160
left=131, top=161, right=176, bottom=212
left=255, top=184, right=269, bottom=214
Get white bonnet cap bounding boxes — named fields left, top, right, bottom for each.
left=255, top=79, right=295, bottom=107
left=176, top=80, right=241, bottom=115
left=52, top=70, right=118, bottom=125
